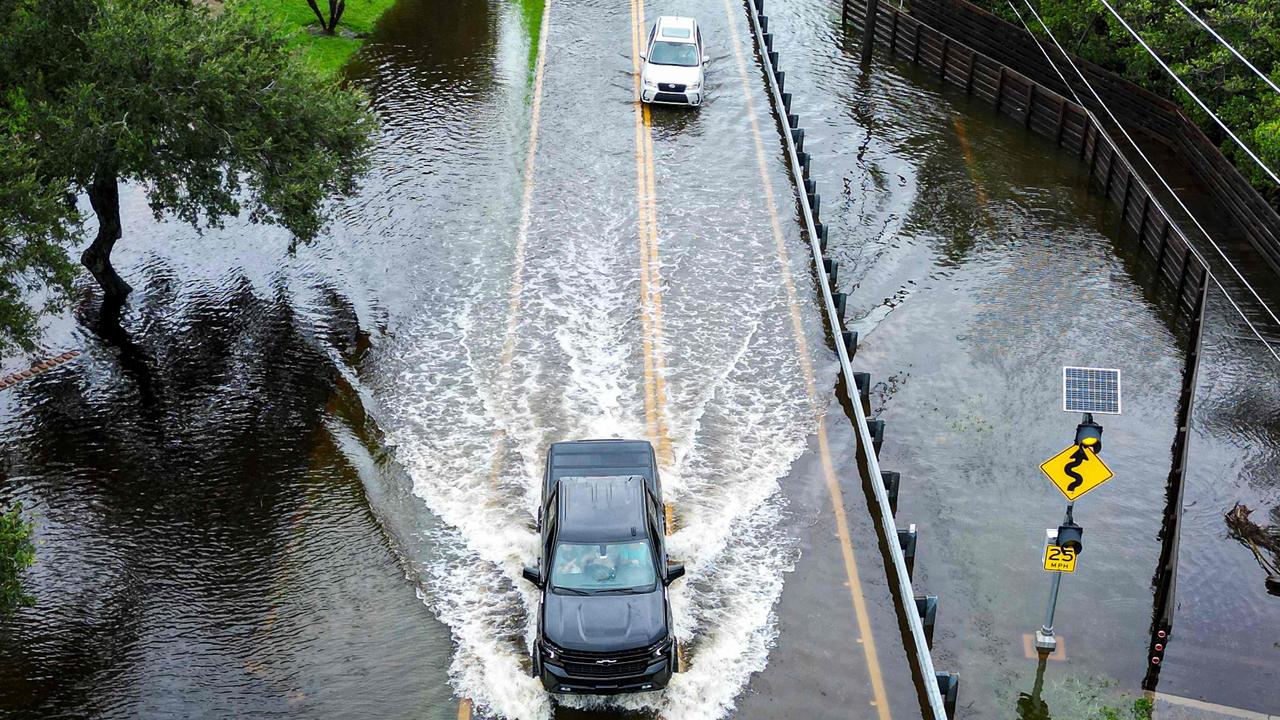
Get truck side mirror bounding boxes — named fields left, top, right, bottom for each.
left=522, top=565, right=544, bottom=588
left=665, top=563, right=685, bottom=584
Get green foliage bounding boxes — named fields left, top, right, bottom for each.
left=0, top=101, right=79, bottom=352
left=0, top=502, right=36, bottom=616
left=1097, top=696, right=1154, bottom=720
left=0, top=0, right=376, bottom=326
left=973, top=0, right=1280, bottom=205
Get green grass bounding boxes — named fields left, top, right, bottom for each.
left=229, top=0, right=398, bottom=76
left=515, top=0, right=545, bottom=78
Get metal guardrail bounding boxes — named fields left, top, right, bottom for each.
left=744, top=2, right=953, bottom=717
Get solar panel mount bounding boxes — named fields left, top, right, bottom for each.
left=1062, top=366, right=1121, bottom=415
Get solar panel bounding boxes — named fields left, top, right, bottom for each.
left=1063, top=366, right=1121, bottom=414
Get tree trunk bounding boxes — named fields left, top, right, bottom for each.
left=327, top=0, right=344, bottom=33
left=305, top=0, right=330, bottom=32
left=82, top=169, right=133, bottom=304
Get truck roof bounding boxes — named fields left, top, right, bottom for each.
left=545, top=439, right=657, bottom=486
left=556, top=475, right=649, bottom=543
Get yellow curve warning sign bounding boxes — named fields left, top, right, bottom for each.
left=1040, top=444, right=1113, bottom=502
left=1043, top=544, right=1077, bottom=573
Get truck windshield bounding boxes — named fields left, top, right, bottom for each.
left=648, top=41, right=698, bottom=67
left=550, top=541, right=657, bottom=593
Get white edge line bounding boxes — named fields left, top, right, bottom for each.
left=743, top=4, right=950, bottom=718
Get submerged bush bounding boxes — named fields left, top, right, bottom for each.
left=0, top=502, right=35, bottom=615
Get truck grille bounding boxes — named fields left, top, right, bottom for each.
left=653, top=92, right=687, bottom=103
left=549, top=641, right=663, bottom=679
left=658, top=82, right=686, bottom=92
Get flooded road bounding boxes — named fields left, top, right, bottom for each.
left=2, top=0, right=1277, bottom=718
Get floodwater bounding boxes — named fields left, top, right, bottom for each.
left=760, top=0, right=1280, bottom=716
left=1, top=0, right=1276, bottom=719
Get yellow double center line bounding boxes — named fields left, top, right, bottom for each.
left=719, top=2, right=892, bottom=717
left=629, top=0, right=675, bottom=478
left=630, top=0, right=684, bottom=681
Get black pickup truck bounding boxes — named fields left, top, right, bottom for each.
left=521, top=439, right=684, bottom=694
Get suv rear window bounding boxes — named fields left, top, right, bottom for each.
left=551, top=541, right=657, bottom=593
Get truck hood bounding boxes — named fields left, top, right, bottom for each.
left=543, top=590, right=667, bottom=651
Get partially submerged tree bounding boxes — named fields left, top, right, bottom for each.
left=306, top=0, right=346, bottom=35
left=1, top=0, right=375, bottom=315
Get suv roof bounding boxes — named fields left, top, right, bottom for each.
left=556, top=475, right=649, bottom=543
left=655, top=16, right=697, bottom=43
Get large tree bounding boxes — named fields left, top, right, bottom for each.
left=0, top=0, right=374, bottom=331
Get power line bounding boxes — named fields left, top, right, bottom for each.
left=1006, top=0, right=1280, bottom=366
left=1095, top=0, right=1280, bottom=189
left=1172, top=0, right=1280, bottom=100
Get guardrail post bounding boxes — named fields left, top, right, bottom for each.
left=935, top=673, right=959, bottom=718
left=897, top=524, right=917, bottom=578
left=842, top=329, right=858, bottom=358
left=867, top=418, right=885, bottom=455
left=816, top=222, right=828, bottom=251
left=853, top=371, right=870, bottom=406
left=835, top=292, right=848, bottom=321
left=881, top=469, right=899, bottom=514
left=914, top=595, right=938, bottom=647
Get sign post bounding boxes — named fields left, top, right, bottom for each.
left=1034, top=368, right=1121, bottom=655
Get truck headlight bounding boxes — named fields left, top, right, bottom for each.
left=643, top=78, right=658, bottom=89
left=653, top=639, right=673, bottom=658
left=541, top=643, right=556, bottom=660
left=688, top=81, right=701, bottom=91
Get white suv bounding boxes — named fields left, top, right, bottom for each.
left=640, top=16, right=707, bottom=107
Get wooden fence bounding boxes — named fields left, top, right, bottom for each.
left=841, top=0, right=1210, bottom=313
left=907, top=0, right=1280, bottom=277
